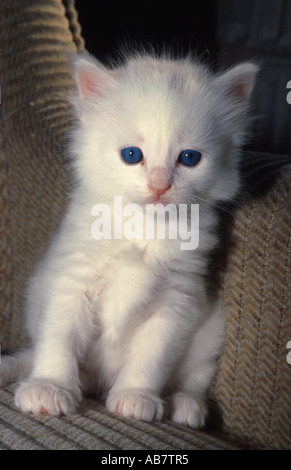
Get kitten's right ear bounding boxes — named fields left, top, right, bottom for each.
left=73, top=53, right=116, bottom=100
left=215, top=62, right=259, bottom=104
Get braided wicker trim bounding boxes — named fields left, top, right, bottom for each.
left=0, top=0, right=84, bottom=351
left=63, top=0, right=85, bottom=50
left=215, top=166, right=291, bottom=449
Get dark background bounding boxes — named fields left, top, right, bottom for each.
left=75, top=0, right=291, bottom=155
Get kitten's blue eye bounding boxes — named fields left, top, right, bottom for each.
left=178, top=149, right=202, bottom=167
left=121, top=147, right=143, bottom=164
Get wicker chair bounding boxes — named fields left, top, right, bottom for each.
left=0, top=0, right=290, bottom=450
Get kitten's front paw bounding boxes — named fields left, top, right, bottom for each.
left=15, top=379, right=79, bottom=416
left=106, top=389, right=164, bottom=422
left=166, top=392, right=207, bottom=429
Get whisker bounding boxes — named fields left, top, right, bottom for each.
left=189, top=193, right=237, bottom=215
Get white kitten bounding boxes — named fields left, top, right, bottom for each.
left=0, top=51, right=257, bottom=427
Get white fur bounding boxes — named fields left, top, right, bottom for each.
left=0, top=51, right=257, bottom=426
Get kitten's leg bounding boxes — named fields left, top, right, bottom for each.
left=106, top=296, right=191, bottom=423
left=15, top=267, right=95, bottom=416
left=166, top=300, right=225, bottom=428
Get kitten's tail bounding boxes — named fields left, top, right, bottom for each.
left=0, top=349, right=33, bottom=387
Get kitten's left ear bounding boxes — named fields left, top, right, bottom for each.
left=73, top=53, right=117, bottom=100
left=215, top=62, right=259, bottom=104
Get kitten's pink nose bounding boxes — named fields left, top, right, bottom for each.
left=148, top=184, right=171, bottom=197
left=147, top=167, right=172, bottom=196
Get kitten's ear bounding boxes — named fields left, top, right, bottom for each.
left=215, top=63, right=259, bottom=104
left=73, top=53, right=116, bottom=100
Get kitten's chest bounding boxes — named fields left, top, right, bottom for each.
left=85, top=243, right=161, bottom=341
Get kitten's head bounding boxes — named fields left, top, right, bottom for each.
left=70, top=52, right=258, bottom=208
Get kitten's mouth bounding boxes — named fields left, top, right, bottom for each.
left=136, top=192, right=175, bottom=207
left=147, top=195, right=168, bottom=206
